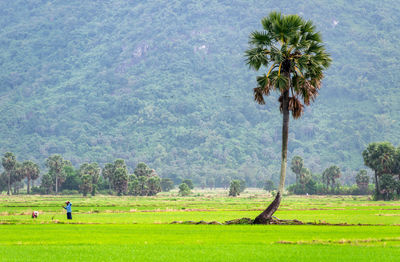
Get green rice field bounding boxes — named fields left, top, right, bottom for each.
left=1, top=189, right=400, bottom=261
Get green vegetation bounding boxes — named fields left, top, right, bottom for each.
left=245, top=12, right=331, bottom=222
left=362, top=142, right=400, bottom=200
left=0, top=193, right=400, bottom=261
left=178, top=183, right=191, bottom=196
left=1, top=1, right=400, bottom=187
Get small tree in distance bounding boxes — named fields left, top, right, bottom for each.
left=229, top=180, right=241, bottom=197
left=178, top=183, right=191, bottom=196
left=182, top=179, right=194, bottom=190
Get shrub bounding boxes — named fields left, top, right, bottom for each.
left=178, top=183, right=191, bottom=196
left=229, top=180, right=241, bottom=196
left=181, top=179, right=194, bottom=189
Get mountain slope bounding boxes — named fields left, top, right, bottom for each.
left=1, top=0, right=400, bottom=186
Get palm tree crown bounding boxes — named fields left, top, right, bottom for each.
left=245, top=12, right=331, bottom=118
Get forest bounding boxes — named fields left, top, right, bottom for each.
left=1, top=0, right=400, bottom=187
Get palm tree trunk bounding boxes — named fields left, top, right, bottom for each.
left=27, top=176, right=31, bottom=195
left=374, top=172, right=380, bottom=200
left=55, top=176, right=58, bottom=194
left=7, top=172, right=11, bottom=196
left=254, top=89, right=290, bottom=224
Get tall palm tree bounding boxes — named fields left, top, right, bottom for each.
left=2, top=152, right=17, bottom=195
left=21, top=161, right=40, bottom=194
left=245, top=12, right=331, bottom=223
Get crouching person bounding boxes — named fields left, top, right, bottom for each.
left=32, top=211, right=38, bottom=218
left=63, top=201, right=72, bottom=220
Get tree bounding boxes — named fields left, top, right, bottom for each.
left=79, top=162, right=100, bottom=196
left=355, top=170, right=369, bottom=194
left=290, top=156, right=304, bottom=184
left=147, top=176, right=161, bottom=196
left=0, top=173, right=7, bottom=192
left=113, top=167, right=128, bottom=195
left=40, top=173, right=54, bottom=194
left=11, top=162, right=25, bottom=194
left=128, top=164, right=162, bottom=196
left=134, top=162, right=152, bottom=177
left=80, top=174, right=92, bottom=196
left=245, top=12, right=331, bottom=223
left=63, top=165, right=81, bottom=191
left=362, top=142, right=396, bottom=199
left=229, top=180, right=241, bottom=196
left=2, top=152, right=17, bottom=195
left=322, top=166, right=341, bottom=192
left=380, top=174, right=397, bottom=200
left=299, top=167, right=311, bottom=190
left=20, top=161, right=40, bottom=194
left=178, top=183, right=191, bottom=196
left=181, top=179, right=194, bottom=190
left=161, top=178, right=174, bottom=192
left=102, top=163, right=115, bottom=190
left=46, top=154, right=66, bottom=194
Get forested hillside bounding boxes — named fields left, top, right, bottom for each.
left=1, top=0, right=399, bottom=186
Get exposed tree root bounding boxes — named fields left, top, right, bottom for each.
left=253, top=192, right=281, bottom=224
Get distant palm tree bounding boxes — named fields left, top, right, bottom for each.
left=21, top=161, right=40, bottom=194
left=245, top=12, right=331, bottom=223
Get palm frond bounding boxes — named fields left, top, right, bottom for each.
left=249, top=31, right=272, bottom=46
left=244, top=47, right=269, bottom=70
left=288, top=97, right=304, bottom=119
left=253, top=87, right=266, bottom=105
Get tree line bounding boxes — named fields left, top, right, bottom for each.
left=285, top=141, right=400, bottom=200
left=286, top=155, right=371, bottom=196
left=0, top=152, right=176, bottom=196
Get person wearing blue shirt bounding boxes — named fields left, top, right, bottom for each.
left=63, top=201, right=72, bottom=219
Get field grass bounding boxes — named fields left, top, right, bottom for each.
left=1, top=189, right=400, bottom=261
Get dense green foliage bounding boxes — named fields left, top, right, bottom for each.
left=362, top=142, right=400, bottom=200
left=228, top=179, right=242, bottom=196
left=178, top=183, right=191, bottom=196
left=1, top=1, right=400, bottom=187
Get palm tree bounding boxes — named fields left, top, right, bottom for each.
left=245, top=12, right=331, bottom=223
left=362, top=142, right=396, bottom=199
left=2, top=152, right=17, bottom=195
left=322, top=165, right=341, bottom=192
left=21, top=161, right=40, bottom=194
left=290, top=156, right=304, bottom=184
left=46, top=154, right=66, bottom=194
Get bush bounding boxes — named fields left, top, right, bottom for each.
left=181, top=179, right=194, bottom=189
left=229, top=180, right=241, bottom=197
left=178, top=183, right=191, bottom=196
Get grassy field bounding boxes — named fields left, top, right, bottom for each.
left=1, top=189, right=400, bottom=261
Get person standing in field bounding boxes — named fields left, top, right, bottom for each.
left=63, top=201, right=72, bottom=220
